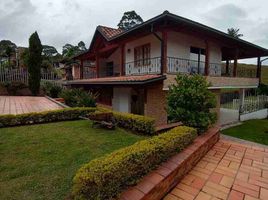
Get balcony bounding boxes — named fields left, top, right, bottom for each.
left=125, top=57, right=161, bottom=75
left=82, top=57, right=258, bottom=79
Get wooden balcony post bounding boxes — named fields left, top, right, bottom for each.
left=226, top=60, right=230, bottom=75
left=256, top=56, right=261, bottom=79
left=120, top=44, right=125, bottom=76
left=96, top=54, right=100, bottom=78
left=233, top=49, right=238, bottom=77
left=205, top=41, right=210, bottom=76
left=162, top=30, right=168, bottom=74
left=80, top=59, right=84, bottom=79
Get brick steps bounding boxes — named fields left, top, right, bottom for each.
left=119, top=127, right=220, bottom=200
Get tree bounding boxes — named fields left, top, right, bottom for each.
left=62, top=42, right=86, bottom=58
left=42, top=45, right=58, bottom=57
left=0, top=40, right=16, bottom=57
left=5, top=46, right=14, bottom=67
left=167, top=74, right=217, bottom=133
left=227, top=28, right=243, bottom=38
left=28, top=32, right=43, bottom=96
left=117, top=11, right=143, bottom=30
left=78, top=41, right=87, bottom=51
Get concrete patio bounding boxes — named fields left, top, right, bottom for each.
left=164, top=136, right=268, bottom=200
left=0, top=96, right=64, bottom=115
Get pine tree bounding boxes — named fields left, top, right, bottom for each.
left=28, top=31, right=42, bottom=96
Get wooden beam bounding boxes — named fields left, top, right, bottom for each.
left=226, top=60, right=230, bottom=75
left=233, top=49, right=238, bottom=77
left=80, top=59, right=84, bottom=79
left=98, top=44, right=119, bottom=54
left=162, top=30, right=168, bottom=74
left=256, top=56, right=261, bottom=80
left=96, top=54, right=100, bottom=78
left=120, top=44, right=125, bottom=76
left=205, top=41, right=210, bottom=76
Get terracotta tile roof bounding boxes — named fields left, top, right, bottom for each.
left=67, top=75, right=166, bottom=85
left=98, top=26, right=123, bottom=39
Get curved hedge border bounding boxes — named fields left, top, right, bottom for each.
left=97, top=107, right=156, bottom=135
left=72, top=126, right=197, bottom=200
left=112, top=111, right=155, bottom=135
left=0, top=107, right=96, bottom=128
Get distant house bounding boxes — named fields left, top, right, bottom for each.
left=67, top=11, right=268, bottom=125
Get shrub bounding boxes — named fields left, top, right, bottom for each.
left=0, top=107, right=96, bottom=128
left=60, top=88, right=97, bottom=107
left=113, top=111, right=155, bottom=135
left=167, top=74, right=217, bottom=133
left=41, top=81, right=62, bottom=98
left=257, top=84, right=268, bottom=95
left=4, top=81, right=28, bottom=95
left=72, top=126, right=197, bottom=200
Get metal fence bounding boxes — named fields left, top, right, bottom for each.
left=220, top=89, right=268, bottom=114
left=0, top=67, right=62, bottom=85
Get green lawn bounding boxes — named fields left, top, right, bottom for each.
left=222, top=119, right=268, bottom=145
left=0, top=120, right=146, bottom=200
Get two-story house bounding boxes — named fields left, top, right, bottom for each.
left=67, top=11, right=268, bottom=125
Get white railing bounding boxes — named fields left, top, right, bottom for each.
left=167, top=57, right=222, bottom=76
left=125, top=57, right=161, bottom=75
left=0, top=67, right=62, bottom=84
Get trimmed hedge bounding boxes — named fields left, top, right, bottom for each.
left=97, top=107, right=156, bottom=135
left=0, top=107, right=96, bottom=128
left=72, top=126, right=197, bottom=200
left=112, top=111, right=155, bottom=135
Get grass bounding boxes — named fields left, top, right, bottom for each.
left=0, top=120, right=146, bottom=200
left=222, top=119, right=268, bottom=145
left=236, top=63, right=268, bottom=84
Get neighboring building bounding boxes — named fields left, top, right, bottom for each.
left=67, top=11, right=268, bottom=125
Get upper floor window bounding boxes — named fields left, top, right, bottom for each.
left=134, top=44, right=151, bottom=66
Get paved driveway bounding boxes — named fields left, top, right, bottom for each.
left=219, top=108, right=240, bottom=126
left=164, top=136, right=268, bottom=200
left=0, top=96, right=64, bottom=115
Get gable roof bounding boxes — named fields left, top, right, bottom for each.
left=97, top=26, right=123, bottom=40
left=76, top=10, right=268, bottom=59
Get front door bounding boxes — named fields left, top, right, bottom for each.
left=131, top=89, right=145, bottom=115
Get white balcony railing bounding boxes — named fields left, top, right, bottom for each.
left=125, top=57, right=161, bottom=75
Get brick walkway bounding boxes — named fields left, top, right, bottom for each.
left=164, top=138, right=268, bottom=200
left=0, top=96, right=63, bottom=115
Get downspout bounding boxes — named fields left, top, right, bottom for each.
left=151, top=23, right=164, bottom=74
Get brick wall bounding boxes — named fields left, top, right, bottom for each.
left=144, top=82, right=167, bottom=126
left=120, top=127, right=220, bottom=200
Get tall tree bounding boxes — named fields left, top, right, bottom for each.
left=0, top=40, right=16, bottom=57
left=42, top=45, right=58, bottom=57
left=5, top=46, right=14, bottom=67
left=227, top=28, right=243, bottom=38
left=28, top=32, right=42, bottom=96
left=78, top=41, right=87, bottom=51
left=62, top=41, right=86, bottom=58
left=117, top=11, right=143, bottom=30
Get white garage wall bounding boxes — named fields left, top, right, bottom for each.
left=112, top=87, right=131, bottom=113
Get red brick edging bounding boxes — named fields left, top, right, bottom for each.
left=119, top=127, right=220, bottom=200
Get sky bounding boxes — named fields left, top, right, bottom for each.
left=1, top=0, right=268, bottom=63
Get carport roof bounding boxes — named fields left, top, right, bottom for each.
left=66, top=74, right=166, bottom=85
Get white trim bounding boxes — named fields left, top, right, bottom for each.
left=208, top=85, right=258, bottom=89
left=163, top=85, right=258, bottom=90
